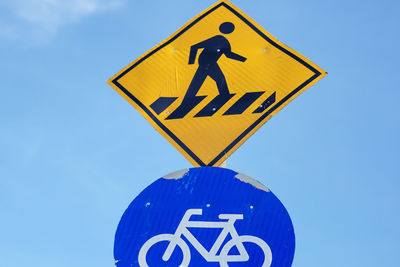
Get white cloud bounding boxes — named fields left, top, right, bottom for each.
left=0, top=0, right=123, bottom=42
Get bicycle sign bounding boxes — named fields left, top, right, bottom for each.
left=114, top=167, right=295, bottom=267
left=138, top=209, right=272, bottom=266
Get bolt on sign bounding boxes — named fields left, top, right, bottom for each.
left=108, top=0, right=326, bottom=167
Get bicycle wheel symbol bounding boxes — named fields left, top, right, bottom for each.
left=139, top=234, right=272, bottom=267
left=219, top=235, right=272, bottom=267
left=138, top=234, right=190, bottom=267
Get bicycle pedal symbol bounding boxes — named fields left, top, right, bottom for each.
left=138, top=208, right=272, bottom=266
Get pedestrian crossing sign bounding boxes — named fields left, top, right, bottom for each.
left=107, top=0, right=326, bottom=167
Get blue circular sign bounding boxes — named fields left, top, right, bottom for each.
left=114, top=167, right=295, bottom=267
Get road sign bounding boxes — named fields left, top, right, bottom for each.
left=108, top=0, right=326, bottom=167
left=114, top=167, right=295, bottom=267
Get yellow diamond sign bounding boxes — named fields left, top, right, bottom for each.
left=108, top=0, right=326, bottom=167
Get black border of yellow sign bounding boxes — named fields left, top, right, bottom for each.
left=109, top=1, right=325, bottom=167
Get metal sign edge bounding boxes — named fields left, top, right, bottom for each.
left=107, top=0, right=327, bottom=167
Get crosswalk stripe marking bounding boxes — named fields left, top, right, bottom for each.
left=223, top=92, right=265, bottom=115
left=194, top=94, right=235, bottom=118
left=166, top=95, right=207, bottom=120
left=253, top=92, right=276, bottom=113
left=150, top=97, right=178, bottom=115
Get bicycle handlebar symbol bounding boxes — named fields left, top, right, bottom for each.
left=138, top=209, right=272, bottom=266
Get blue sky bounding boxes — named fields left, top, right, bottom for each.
left=1, top=0, right=399, bottom=266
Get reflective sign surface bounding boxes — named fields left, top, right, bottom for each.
left=114, top=167, right=295, bottom=267
left=108, top=0, right=326, bottom=166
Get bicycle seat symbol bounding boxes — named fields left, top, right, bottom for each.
left=138, top=209, right=272, bottom=266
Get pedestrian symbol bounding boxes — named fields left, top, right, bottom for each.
left=167, top=22, right=246, bottom=120
left=108, top=0, right=326, bottom=167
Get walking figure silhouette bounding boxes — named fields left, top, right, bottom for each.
left=167, top=22, right=247, bottom=120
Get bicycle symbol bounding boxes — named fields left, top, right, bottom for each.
left=138, top=209, right=272, bottom=266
